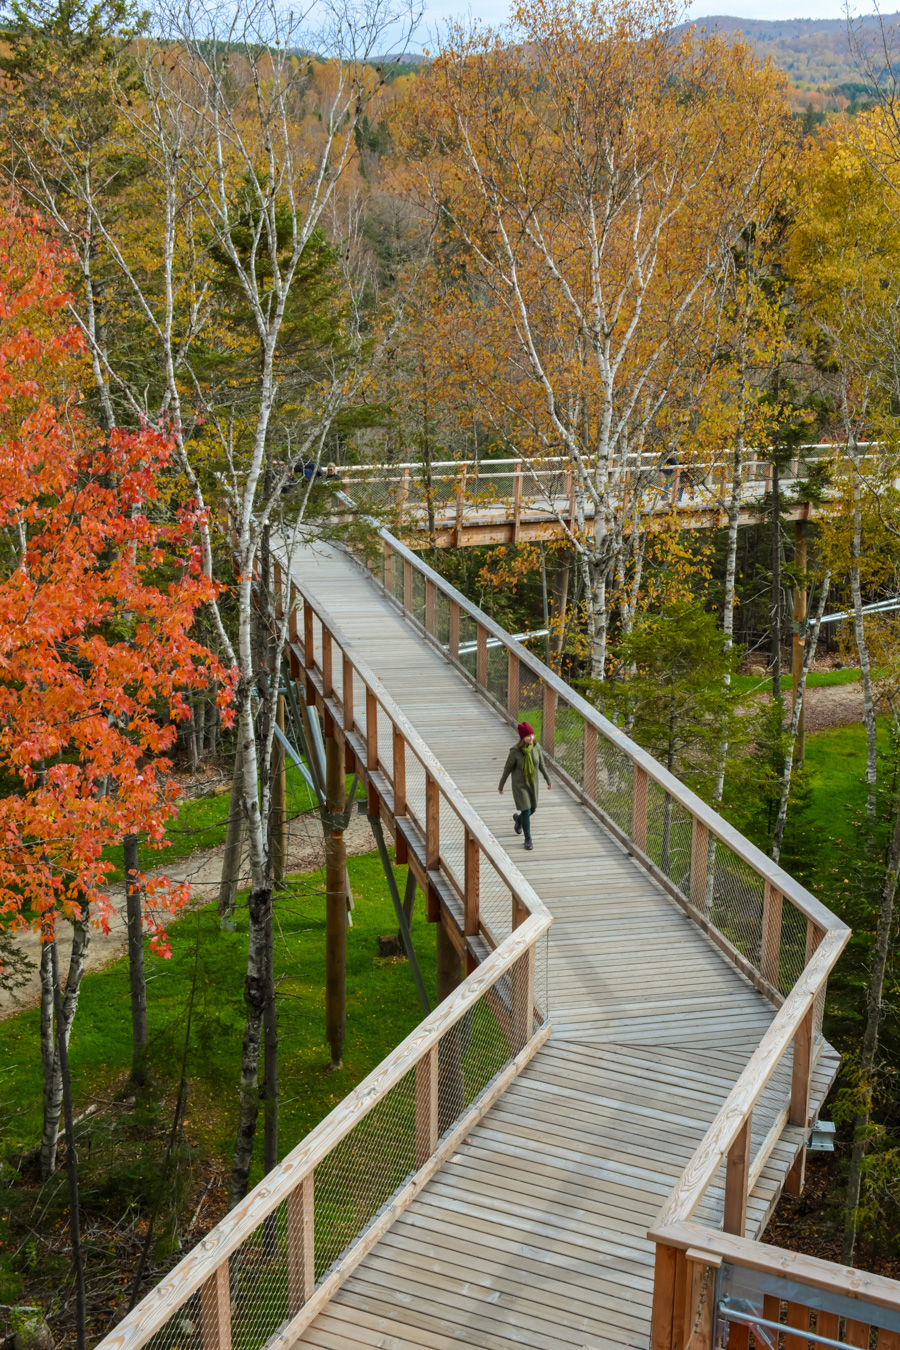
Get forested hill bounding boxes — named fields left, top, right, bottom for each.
left=682, top=12, right=900, bottom=107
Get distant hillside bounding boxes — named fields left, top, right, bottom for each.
left=683, top=12, right=900, bottom=108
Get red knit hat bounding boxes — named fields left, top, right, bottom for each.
left=517, top=721, right=535, bottom=739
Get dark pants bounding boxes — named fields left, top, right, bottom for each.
left=515, top=806, right=536, bottom=840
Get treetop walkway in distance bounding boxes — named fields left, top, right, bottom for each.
left=340, top=444, right=886, bottom=548
left=97, top=523, right=900, bottom=1350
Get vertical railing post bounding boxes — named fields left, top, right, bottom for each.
left=425, top=773, right=440, bottom=872
left=399, top=465, right=410, bottom=514
left=454, top=466, right=467, bottom=547
left=507, top=650, right=520, bottom=719
left=403, top=557, right=413, bottom=612
left=303, top=601, right=314, bottom=671
left=414, top=1045, right=439, bottom=1169
left=476, top=623, right=488, bottom=688
left=464, top=830, right=480, bottom=974
left=510, top=944, right=535, bottom=1054
left=365, top=687, right=378, bottom=816
left=542, top=681, right=556, bottom=756
left=392, top=726, right=406, bottom=817
left=690, top=817, right=709, bottom=909
left=632, top=765, right=649, bottom=852
left=200, top=1263, right=232, bottom=1350
left=649, top=1241, right=681, bottom=1350
left=288, top=585, right=301, bottom=680
left=565, top=468, right=575, bottom=525
left=449, top=600, right=460, bottom=661
left=321, top=627, right=333, bottom=699
left=583, top=723, right=597, bottom=801
left=342, top=656, right=354, bottom=735
left=761, top=883, right=783, bottom=988
left=788, top=1001, right=815, bottom=1195
left=723, top=1113, right=752, bottom=1237
left=683, top=1250, right=721, bottom=1350
left=286, top=1173, right=315, bottom=1315
left=425, top=578, right=436, bottom=635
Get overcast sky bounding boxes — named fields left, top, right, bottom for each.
left=404, top=0, right=874, bottom=50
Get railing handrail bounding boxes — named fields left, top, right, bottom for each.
left=341, top=442, right=877, bottom=476
left=653, top=926, right=849, bottom=1229
left=99, top=559, right=552, bottom=1350
left=649, top=1219, right=900, bottom=1318
left=372, top=521, right=848, bottom=938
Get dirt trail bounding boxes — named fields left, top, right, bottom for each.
left=0, top=811, right=376, bottom=1021
left=801, top=682, right=866, bottom=732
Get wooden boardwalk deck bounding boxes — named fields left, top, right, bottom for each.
left=287, top=540, right=838, bottom=1350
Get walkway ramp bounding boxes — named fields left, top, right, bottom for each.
left=287, top=539, right=838, bottom=1350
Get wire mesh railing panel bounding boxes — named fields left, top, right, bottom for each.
left=517, top=672, right=543, bottom=732
left=593, top=734, right=635, bottom=834
left=438, top=801, right=466, bottom=893
left=645, top=781, right=692, bottom=895
left=142, top=1301, right=202, bottom=1350
left=434, top=586, right=451, bottom=650
left=708, top=840, right=766, bottom=977
left=412, top=567, right=426, bottom=628
left=486, top=644, right=508, bottom=710
left=458, top=611, right=477, bottom=679
left=479, top=856, right=514, bottom=950
left=553, top=697, right=584, bottom=785
left=313, top=1066, right=417, bottom=1281
left=375, top=705, right=395, bottom=785
left=469, top=469, right=516, bottom=506
left=404, top=748, right=427, bottom=835
left=780, top=898, right=811, bottom=998
left=436, top=991, right=513, bottom=1135
left=230, top=1202, right=291, bottom=1350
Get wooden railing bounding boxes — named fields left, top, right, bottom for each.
left=96, top=563, right=552, bottom=1350
left=647, top=1221, right=900, bottom=1350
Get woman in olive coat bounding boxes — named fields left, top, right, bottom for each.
left=498, top=721, right=552, bottom=850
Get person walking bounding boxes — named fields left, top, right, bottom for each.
left=498, top=721, right=552, bottom=851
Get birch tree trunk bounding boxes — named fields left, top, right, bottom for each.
left=40, top=912, right=91, bottom=1179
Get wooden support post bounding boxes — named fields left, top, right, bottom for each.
left=453, top=467, right=466, bottom=547
left=633, top=765, right=649, bottom=852
left=690, top=817, right=709, bottom=909
left=321, top=628, right=333, bottom=699
left=425, top=578, right=436, bottom=635
left=723, top=1112, right=752, bottom=1237
left=399, top=465, right=410, bottom=513
left=403, top=557, right=413, bottom=612
left=565, top=468, right=575, bottom=525
left=510, top=944, right=535, bottom=1054
left=789, top=1004, right=814, bottom=1131
left=414, top=1046, right=439, bottom=1169
left=542, top=681, right=556, bottom=756
left=512, top=465, right=522, bottom=543
left=785, top=1146, right=806, bottom=1198
left=583, top=723, right=598, bottom=801
left=342, top=656, right=354, bottom=734
left=392, top=726, right=406, bottom=817
left=761, top=883, right=783, bottom=988
left=683, top=1250, right=721, bottom=1350
left=425, top=773, right=440, bottom=871
left=383, top=539, right=394, bottom=595
left=286, top=1173, right=315, bottom=1315
left=449, top=601, right=460, bottom=661
left=464, top=830, right=480, bottom=974
left=649, top=1242, right=679, bottom=1350
left=200, top=1263, right=232, bottom=1350
left=303, top=602, right=314, bottom=671
left=507, top=650, right=520, bottom=719
left=512, top=895, right=527, bottom=930
left=476, top=624, right=488, bottom=687
left=366, top=688, right=378, bottom=772
left=806, top=917, right=824, bottom=964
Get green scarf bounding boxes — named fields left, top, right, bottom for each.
left=522, top=742, right=536, bottom=787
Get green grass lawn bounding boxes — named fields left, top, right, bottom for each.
left=731, top=668, right=866, bottom=696
left=0, top=850, right=437, bottom=1180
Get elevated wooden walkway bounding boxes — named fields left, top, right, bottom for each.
left=105, top=527, right=893, bottom=1350
left=287, top=540, right=837, bottom=1350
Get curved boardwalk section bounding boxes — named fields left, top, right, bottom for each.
left=289, top=540, right=838, bottom=1350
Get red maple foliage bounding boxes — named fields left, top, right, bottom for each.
left=0, top=205, right=233, bottom=955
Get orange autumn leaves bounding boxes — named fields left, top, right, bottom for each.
left=0, top=207, right=233, bottom=951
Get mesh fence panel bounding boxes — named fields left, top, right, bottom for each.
left=405, top=749, right=426, bottom=835
left=708, top=841, right=765, bottom=973
left=438, top=801, right=466, bottom=889
left=375, top=705, right=395, bottom=783
left=480, top=856, right=514, bottom=950
left=780, top=899, right=810, bottom=997
left=435, top=589, right=451, bottom=650
left=486, top=644, right=508, bottom=710
left=230, top=1204, right=290, bottom=1350
left=592, top=734, right=634, bottom=834
left=314, top=1066, right=417, bottom=1281
left=458, top=612, right=477, bottom=680
left=518, top=671, right=542, bottom=731
left=412, top=567, right=426, bottom=628
left=553, top=697, right=584, bottom=785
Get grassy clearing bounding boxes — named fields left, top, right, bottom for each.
left=731, top=668, right=865, bottom=696
left=0, top=849, right=437, bottom=1178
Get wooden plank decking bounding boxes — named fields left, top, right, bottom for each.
left=288, top=540, right=838, bottom=1350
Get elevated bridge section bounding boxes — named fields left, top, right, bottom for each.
left=340, top=445, right=881, bottom=548
left=97, top=528, right=900, bottom=1350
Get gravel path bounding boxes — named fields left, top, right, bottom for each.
left=0, top=811, right=376, bottom=1021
